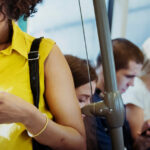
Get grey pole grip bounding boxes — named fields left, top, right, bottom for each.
left=82, top=0, right=125, bottom=149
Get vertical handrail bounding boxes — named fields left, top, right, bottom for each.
left=108, top=0, right=114, bottom=32
left=93, top=0, right=124, bottom=149
left=93, top=0, right=117, bottom=92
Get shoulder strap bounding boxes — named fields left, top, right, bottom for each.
left=28, top=37, right=52, bottom=150
left=28, top=37, right=43, bottom=108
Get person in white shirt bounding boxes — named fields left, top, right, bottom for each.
left=122, top=59, right=150, bottom=140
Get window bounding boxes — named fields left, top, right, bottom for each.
left=28, top=0, right=109, bottom=61
left=126, top=0, right=150, bottom=47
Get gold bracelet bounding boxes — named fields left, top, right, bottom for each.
left=27, top=114, right=48, bottom=138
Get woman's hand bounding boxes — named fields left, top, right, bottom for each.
left=0, top=91, right=35, bottom=124
left=141, top=120, right=150, bottom=136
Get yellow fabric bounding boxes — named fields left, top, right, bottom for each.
left=0, top=21, right=55, bottom=150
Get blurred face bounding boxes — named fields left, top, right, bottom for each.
left=75, top=81, right=96, bottom=108
left=116, top=61, right=142, bottom=93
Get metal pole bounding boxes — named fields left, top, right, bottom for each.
left=93, top=0, right=117, bottom=92
left=93, top=0, right=124, bottom=149
left=110, top=127, right=124, bottom=150
left=108, top=0, right=114, bottom=32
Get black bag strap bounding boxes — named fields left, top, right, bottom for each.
left=28, top=37, right=52, bottom=150
left=28, top=37, right=42, bottom=107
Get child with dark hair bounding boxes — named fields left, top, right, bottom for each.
left=0, top=1, right=86, bottom=150
left=65, top=55, right=97, bottom=108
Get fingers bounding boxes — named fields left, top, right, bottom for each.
left=146, top=130, right=150, bottom=136
left=142, top=120, right=150, bottom=132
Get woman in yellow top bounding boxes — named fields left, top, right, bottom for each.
left=0, top=0, right=86, bottom=150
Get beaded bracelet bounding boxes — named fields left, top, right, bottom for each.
left=27, top=114, right=48, bottom=138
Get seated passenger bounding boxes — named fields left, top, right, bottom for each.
left=93, top=38, right=144, bottom=150
left=122, top=59, right=150, bottom=139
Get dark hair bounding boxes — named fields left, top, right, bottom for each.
left=65, top=55, right=97, bottom=88
left=0, top=0, right=43, bottom=20
left=96, top=38, right=144, bottom=71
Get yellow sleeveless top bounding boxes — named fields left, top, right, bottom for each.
left=0, top=21, right=55, bottom=150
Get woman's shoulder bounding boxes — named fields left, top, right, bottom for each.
left=24, top=33, right=56, bottom=61
left=38, top=38, right=56, bottom=62
left=40, top=38, right=55, bottom=52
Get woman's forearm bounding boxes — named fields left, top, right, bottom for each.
left=22, top=106, right=86, bottom=150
